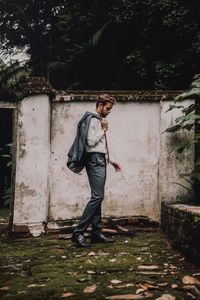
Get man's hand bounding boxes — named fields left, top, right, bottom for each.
left=101, top=119, right=108, bottom=132
left=111, top=161, right=121, bottom=172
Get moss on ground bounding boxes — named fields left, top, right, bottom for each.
left=0, top=231, right=199, bottom=299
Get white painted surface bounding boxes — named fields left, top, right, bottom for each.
left=49, top=99, right=194, bottom=222
left=13, top=95, right=50, bottom=235
left=12, top=94, right=195, bottom=234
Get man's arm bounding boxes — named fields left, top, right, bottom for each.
left=109, top=158, right=121, bottom=172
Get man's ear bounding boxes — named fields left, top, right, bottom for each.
left=97, top=103, right=103, bottom=111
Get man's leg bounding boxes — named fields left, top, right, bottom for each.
left=91, top=203, right=102, bottom=233
left=73, top=153, right=106, bottom=235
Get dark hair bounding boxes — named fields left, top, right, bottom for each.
left=96, top=94, right=117, bottom=108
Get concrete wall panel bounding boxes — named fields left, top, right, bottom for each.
left=13, top=95, right=50, bottom=235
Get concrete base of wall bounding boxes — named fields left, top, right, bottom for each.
left=46, top=216, right=159, bottom=235
left=161, top=203, right=200, bottom=264
left=7, top=216, right=159, bottom=238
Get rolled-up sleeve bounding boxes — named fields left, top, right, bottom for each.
left=87, top=118, right=105, bottom=147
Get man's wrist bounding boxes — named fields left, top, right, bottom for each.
left=109, top=158, right=115, bottom=165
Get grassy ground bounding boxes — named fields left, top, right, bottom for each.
left=0, top=207, right=10, bottom=223
left=0, top=230, right=199, bottom=300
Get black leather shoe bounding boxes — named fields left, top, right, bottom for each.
left=71, top=233, right=91, bottom=248
left=91, top=232, right=115, bottom=243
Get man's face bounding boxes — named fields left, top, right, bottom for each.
left=99, top=102, right=113, bottom=118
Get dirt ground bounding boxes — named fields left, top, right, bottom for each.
left=0, top=229, right=200, bottom=300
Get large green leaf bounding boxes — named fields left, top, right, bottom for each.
left=165, top=104, right=184, bottom=113
left=165, top=124, right=181, bottom=133
left=89, top=21, right=110, bottom=47
left=175, top=88, right=200, bottom=102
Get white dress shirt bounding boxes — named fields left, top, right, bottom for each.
left=85, top=112, right=106, bottom=154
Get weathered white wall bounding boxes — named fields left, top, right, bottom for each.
left=49, top=102, right=161, bottom=222
left=49, top=99, right=194, bottom=223
left=13, top=95, right=50, bottom=236
left=12, top=93, right=195, bottom=235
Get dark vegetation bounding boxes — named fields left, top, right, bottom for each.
left=0, top=0, right=200, bottom=90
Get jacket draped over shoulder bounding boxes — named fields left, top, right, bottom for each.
left=67, top=112, right=101, bottom=173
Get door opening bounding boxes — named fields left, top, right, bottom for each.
left=0, top=106, right=17, bottom=233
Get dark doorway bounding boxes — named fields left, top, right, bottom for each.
left=0, top=108, right=14, bottom=227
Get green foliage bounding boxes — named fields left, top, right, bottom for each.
left=0, top=0, right=200, bottom=89
left=0, top=60, right=29, bottom=101
left=165, top=74, right=200, bottom=201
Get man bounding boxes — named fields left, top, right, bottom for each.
left=67, top=94, right=121, bottom=247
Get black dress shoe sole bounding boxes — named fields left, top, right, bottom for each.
left=91, top=239, right=115, bottom=243
left=76, top=243, right=91, bottom=248
left=71, top=238, right=91, bottom=248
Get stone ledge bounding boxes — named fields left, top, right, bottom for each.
left=161, top=203, right=200, bottom=264
left=54, top=90, right=183, bottom=102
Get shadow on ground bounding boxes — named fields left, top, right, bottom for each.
left=0, top=229, right=200, bottom=300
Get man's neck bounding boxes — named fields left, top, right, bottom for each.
left=95, top=109, right=102, bottom=117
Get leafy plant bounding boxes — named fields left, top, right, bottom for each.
left=1, top=0, right=200, bottom=89
left=0, top=60, right=29, bottom=101
left=165, top=74, right=200, bottom=202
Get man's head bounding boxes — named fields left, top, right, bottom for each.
left=96, top=94, right=116, bottom=118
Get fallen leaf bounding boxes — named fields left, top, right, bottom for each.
left=136, top=271, right=166, bottom=276
left=106, top=293, right=153, bottom=299
left=171, top=284, right=178, bottom=289
left=137, top=265, right=159, bottom=270
left=109, top=259, right=117, bottom=262
left=182, top=275, right=200, bottom=286
left=138, top=282, right=158, bottom=290
left=0, top=286, right=10, bottom=291
left=107, top=285, right=114, bottom=289
left=136, top=257, right=142, bottom=261
left=155, top=294, right=176, bottom=300
left=178, top=257, right=185, bottom=261
left=77, top=278, right=89, bottom=282
left=111, top=280, right=122, bottom=285
left=157, top=283, right=168, bottom=287
left=117, top=284, right=134, bottom=289
left=87, top=270, right=96, bottom=274
left=88, top=251, right=96, bottom=256
left=105, top=294, right=144, bottom=299
left=17, top=291, right=27, bottom=295
left=60, top=292, right=75, bottom=298
left=27, top=284, right=46, bottom=288
left=83, top=284, right=96, bottom=293
left=136, top=288, right=146, bottom=294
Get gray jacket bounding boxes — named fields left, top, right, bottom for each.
left=67, top=111, right=101, bottom=173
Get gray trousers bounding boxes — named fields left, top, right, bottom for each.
left=74, top=152, right=106, bottom=235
